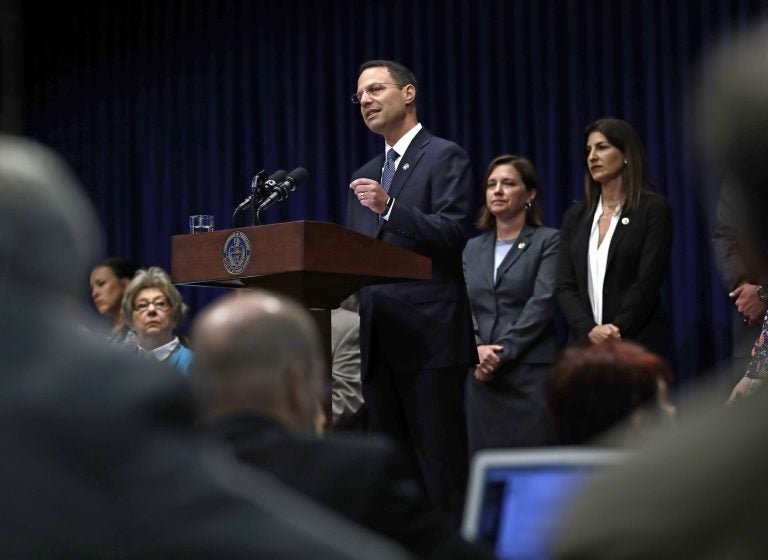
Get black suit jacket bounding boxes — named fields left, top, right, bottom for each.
left=463, top=225, right=560, bottom=365
left=712, top=180, right=767, bottom=357
left=556, top=191, right=672, bottom=355
left=346, top=127, right=477, bottom=375
left=209, top=415, right=487, bottom=559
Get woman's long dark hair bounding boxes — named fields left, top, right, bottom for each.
left=584, top=118, right=656, bottom=213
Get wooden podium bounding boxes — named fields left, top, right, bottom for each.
left=171, top=220, right=431, bottom=304
left=171, top=221, right=432, bottom=426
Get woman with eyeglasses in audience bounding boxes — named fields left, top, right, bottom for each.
left=121, top=267, right=193, bottom=374
left=89, top=257, right=139, bottom=346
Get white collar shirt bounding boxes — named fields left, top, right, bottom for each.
left=385, top=122, right=422, bottom=171
left=139, top=336, right=181, bottom=362
left=587, top=195, right=622, bottom=325
left=380, top=122, right=422, bottom=220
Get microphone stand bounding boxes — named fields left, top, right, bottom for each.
left=249, top=170, right=266, bottom=226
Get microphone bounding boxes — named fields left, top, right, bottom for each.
left=257, top=167, right=309, bottom=212
left=262, top=169, right=288, bottom=197
left=233, top=169, right=286, bottom=216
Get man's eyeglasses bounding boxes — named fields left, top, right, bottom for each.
left=351, top=83, right=405, bottom=104
left=133, top=298, right=171, bottom=313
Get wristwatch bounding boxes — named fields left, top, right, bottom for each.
left=757, top=284, right=768, bottom=304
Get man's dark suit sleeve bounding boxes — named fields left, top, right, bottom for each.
left=462, top=247, right=484, bottom=347
left=712, top=181, right=750, bottom=290
left=385, top=143, right=473, bottom=255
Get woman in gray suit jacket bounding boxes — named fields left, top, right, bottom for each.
left=463, top=155, right=559, bottom=453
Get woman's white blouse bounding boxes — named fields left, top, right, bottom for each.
left=587, top=196, right=622, bottom=325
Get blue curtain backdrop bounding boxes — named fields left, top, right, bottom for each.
left=21, top=0, right=768, bottom=387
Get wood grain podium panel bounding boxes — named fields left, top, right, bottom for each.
left=171, top=220, right=431, bottom=308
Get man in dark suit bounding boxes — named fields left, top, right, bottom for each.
left=0, top=135, right=407, bottom=559
left=712, top=179, right=767, bottom=391
left=346, top=59, right=477, bottom=517
left=191, top=291, right=487, bottom=559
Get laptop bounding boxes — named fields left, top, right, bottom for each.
left=461, top=448, right=630, bottom=560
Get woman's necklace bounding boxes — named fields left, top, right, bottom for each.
left=599, top=201, right=620, bottom=219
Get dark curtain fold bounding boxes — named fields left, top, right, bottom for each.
left=20, top=0, right=768, bottom=386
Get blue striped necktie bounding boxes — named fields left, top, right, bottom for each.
left=381, top=148, right=398, bottom=192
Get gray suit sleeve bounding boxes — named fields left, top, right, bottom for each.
left=330, top=309, right=363, bottom=423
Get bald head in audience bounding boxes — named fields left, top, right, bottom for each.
left=192, top=291, right=325, bottom=431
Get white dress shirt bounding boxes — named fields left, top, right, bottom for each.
left=139, top=336, right=181, bottom=362
left=380, top=123, right=422, bottom=220
left=587, top=196, right=622, bottom=325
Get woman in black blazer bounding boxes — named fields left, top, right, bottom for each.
left=463, top=155, right=559, bottom=453
left=557, top=118, right=672, bottom=356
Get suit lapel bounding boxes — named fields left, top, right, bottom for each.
left=494, top=226, right=534, bottom=288
left=375, top=128, right=430, bottom=237
left=478, top=232, right=495, bottom=289
left=573, top=206, right=592, bottom=291
left=386, top=128, right=430, bottom=200
left=607, top=205, right=633, bottom=268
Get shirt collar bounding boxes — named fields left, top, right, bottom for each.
left=139, top=336, right=180, bottom=362
left=386, top=122, right=422, bottom=160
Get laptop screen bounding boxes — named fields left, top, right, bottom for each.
left=461, top=448, right=629, bottom=560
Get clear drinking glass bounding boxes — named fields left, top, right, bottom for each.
left=189, top=214, right=214, bottom=234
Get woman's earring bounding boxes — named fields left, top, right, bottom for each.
left=624, top=159, right=628, bottom=166
left=525, top=201, right=533, bottom=210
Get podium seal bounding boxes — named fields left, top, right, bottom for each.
left=222, top=231, right=251, bottom=275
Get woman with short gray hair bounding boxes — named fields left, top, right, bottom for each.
left=122, top=266, right=193, bottom=374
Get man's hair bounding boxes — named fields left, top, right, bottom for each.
left=121, top=266, right=187, bottom=330
left=358, top=59, right=418, bottom=107
left=359, top=59, right=417, bottom=89
left=0, top=135, right=101, bottom=296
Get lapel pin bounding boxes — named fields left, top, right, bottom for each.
left=621, top=217, right=629, bottom=225
left=517, top=242, right=526, bottom=249
left=402, top=163, right=410, bottom=171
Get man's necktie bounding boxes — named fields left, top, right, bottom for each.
left=381, top=148, right=399, bottom=192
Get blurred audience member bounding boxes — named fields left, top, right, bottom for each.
left=712, top=180, right=767, bottom=386
left=728, top=311, right=768, bottom=403
left=0, top=134, right=408, bottom=559
left=89, top=257, right=139, bottom=345
left=463, top=154, right=559, bottom=453
left=547, top=340, right=675, bottom=445
left=122, top=266, right=193, bottom=374
left=192, top=290, right=488, bottom=560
